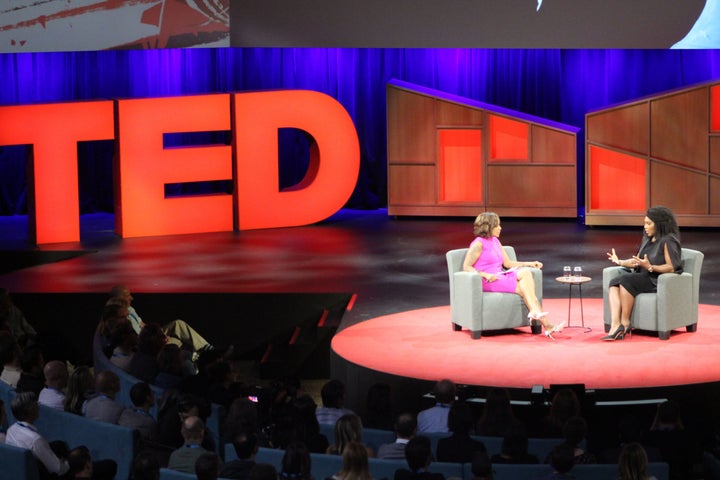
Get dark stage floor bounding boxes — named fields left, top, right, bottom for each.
left=1, top=210, right=719, bottom=406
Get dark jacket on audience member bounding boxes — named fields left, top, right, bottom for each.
left=436, top=433, right=487, bottom=463
left=219, top=458, right=256, bottom=480
left=394, top=470, right=445, bottom=480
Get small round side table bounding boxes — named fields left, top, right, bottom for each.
left=555, top=275, right=592, bottom=332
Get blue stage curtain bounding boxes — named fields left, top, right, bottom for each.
left=1, top=49, right=720, bottom=215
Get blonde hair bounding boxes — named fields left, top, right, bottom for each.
left=473, top=212, right=500, bottom=238
left=618, top=442, right=650, bottom=480
left=338, top=442, right=373, bottom=480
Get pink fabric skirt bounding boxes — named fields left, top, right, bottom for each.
left=481, top=271, right=518, bottom=293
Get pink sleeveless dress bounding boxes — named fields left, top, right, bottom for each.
left=470, top=236, right=518, bottom=293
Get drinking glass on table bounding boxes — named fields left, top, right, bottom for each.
left=563, top=266, right=572, bottom=278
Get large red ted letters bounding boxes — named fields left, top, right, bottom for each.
left=0, top=91, right=360, bottom=244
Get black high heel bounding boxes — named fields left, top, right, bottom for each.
left=601, top=325, right=626, bottom=341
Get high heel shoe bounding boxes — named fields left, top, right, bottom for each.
left=542, top=321, right=564, bottom=340
left=528, top=311, right=549, bottom=321
left=601, top=325, right=626, bottom=341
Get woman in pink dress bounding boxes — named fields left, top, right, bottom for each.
left=462, top=212, right=563, bottom=338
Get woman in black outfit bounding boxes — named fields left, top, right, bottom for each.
left=603, top=206, right=683, bottom=341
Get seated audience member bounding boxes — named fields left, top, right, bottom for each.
left=64, top=365, right=94, bottom=415
left=363, top=382, right=395, bottom=431
left=490, top=422, right=539, bottom=464
left=394, top=435, right=445, bottom=480
left=66, top=445, right=118, bottom=480
left=250, top=463, right=278, bottom=480
left=84, top=370, right=126, bottom=424
left=15, top=342, right=46, bottom=395
left=327, top=413, right=374, bottom=457
left=110, top=285, right=214, bottom=358
left=223, top=396, right=263, bottom=445
left=154, top=343, right=185, bottom=389
left=6, top=392, right=70, bottom=476
left=98, top=303, right=131, bottom=358
left=157, top=392, right=216, bottom=451
left=109, top=322, right=137, bottom=371
left=292, top=393, right=329, bottom=453
left=168, top=415, right=212, bottom=473
left=331, top=441, right=374, bottom=480
left=417, top=379, right=455, bottom=433
left=316, top=379, right=355, bottom=426
left=543, top=443, right=576, bottom=480
left=599, top=414, right=662, bottom=464
left=127, top=322, right=166, bottom=384
left=476, top=387, right=522, bottom=437
left=0, top=287, right=37, bottom=345
left=377, top=412, right=416, bottom=460
left=470, top=451, right=494, bottom=480
left=271, top=393, right=328, bottom=453
left=220, top=431, right=259, bottom=479
left=0, top=330, right=21, bottom=388
left=118, top=382, right=158, bottom=442
left=38, top=359, right=69, bottom=410
left=551, top=416, right=596, bottom=464
left=618, top=442, right=658, bottom=480
left=67, top=446, right=93, bottom=479
left=436, top=402, right=486, bottom=463
left=646, top=400, right=697, bottom=480
left=534, top=388, right=581, bottom=439
left=196, top=451, right=222, bottom=480
left=132, top=451, right=161, bottom=480
left=280, top=441, right=313, bottom=480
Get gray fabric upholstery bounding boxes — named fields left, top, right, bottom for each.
left=446, top=246, right=543, bottom=339
left=602, top=248, right=704, bottom=340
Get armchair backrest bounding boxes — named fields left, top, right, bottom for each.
left=681, top=247, right=704, bottom=303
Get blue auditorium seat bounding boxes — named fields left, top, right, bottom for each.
left=0, top=442, right=41, bottom=480
left=34, top=404, right=138, bottom=480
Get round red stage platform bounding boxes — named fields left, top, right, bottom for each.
left=332, top=298, right=720, bottom=390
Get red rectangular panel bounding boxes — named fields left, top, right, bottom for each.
left=712, top=85, right=720, bottom=132
left=489, top=115, right=528, bottom=161
left=589, top=146, right=646, bottom=211
left=439, top=129, right=482, bottom=202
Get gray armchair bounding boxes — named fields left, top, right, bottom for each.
left=602, top=247, right=703, bottom=340
left=446, top=246, right=543, bottom=339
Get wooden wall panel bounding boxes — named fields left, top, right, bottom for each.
left=710, top=136, right=720, bottom=175
left=532, top=126, right=575, bottom=164
left=436, top=100, right=483, bottom=126
left=650, top=163, right=707, bottom=214
left=651, top=88, right=708, bottom=170
left=387, top=88, right=435, bottom=164
left=586, top=80, right=720, bottom=226
left=586, top=103, right=649, bottom=155
left=388, top=165, right=436, bottom=205
left=711, top=176, right=720, bottom=215
left=487, top=165, right=575, bottom=207
left=387, top=80, right=578, bottom=218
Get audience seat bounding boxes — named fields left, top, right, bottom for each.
left=464, top=462, right=669, bottom=480
left=34, top=404, right=138, bottom=480
left=159, top=467, right=232, bottom=480
left=0, top=442, right=41, bottom=480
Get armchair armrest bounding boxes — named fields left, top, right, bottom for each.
left=452, top=271, right=484, bottom=326
left=656, top=272, right=695, bottom=330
